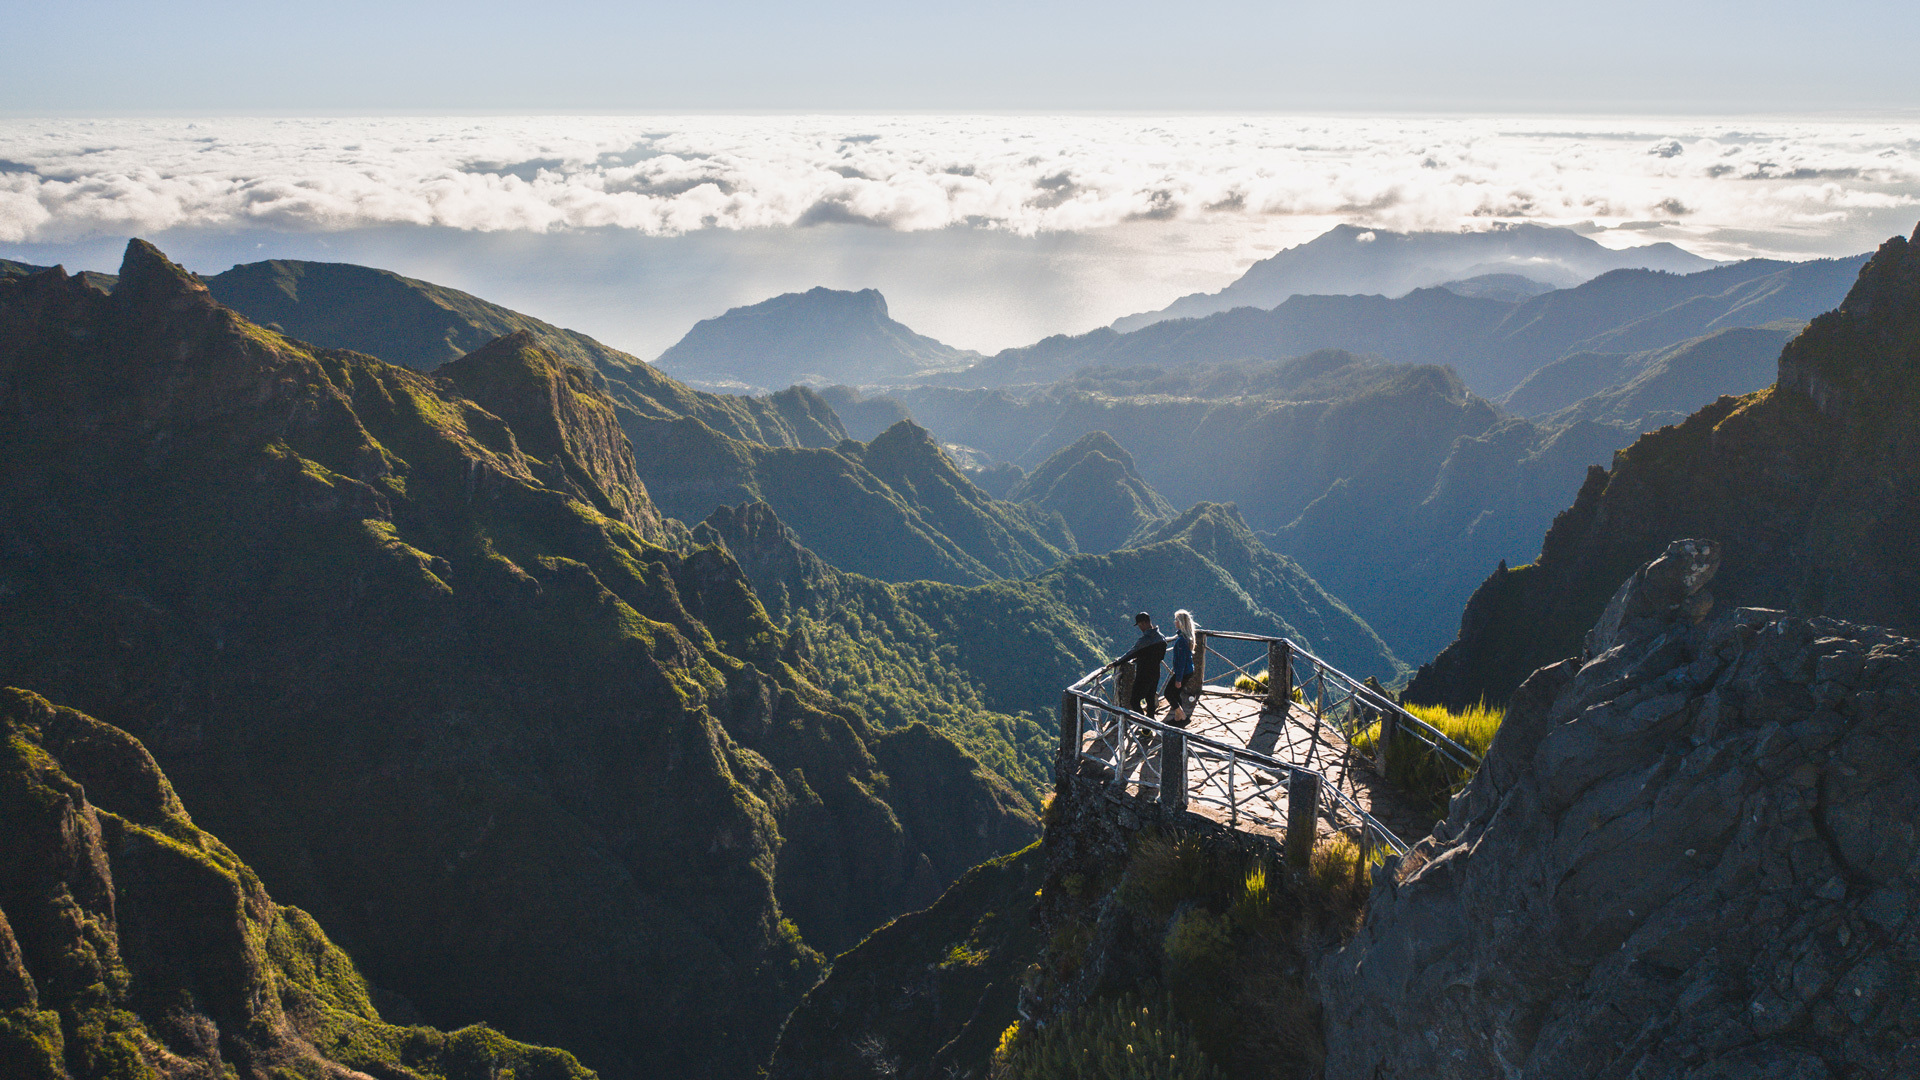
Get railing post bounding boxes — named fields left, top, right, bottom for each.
left=1192, top=631, right=1207, bottom=694
left=1115, top=662, right=1134, bottom=712
left=1159, top=731, right=1187, bottom=813
left=1265, top=639, right=1292, bottom=712
left=1057, top=690, right=1081, bottom=782
left=1376, top=707, right=1398, bottom=777
left=1286, top=769, right=1319, bottom=868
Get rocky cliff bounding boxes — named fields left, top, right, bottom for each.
left=1324, top=539, right=1920, bottom=1079
left=0, top=686, right=593, bottom=1080
left=0, top=242, right=1033, bottom=1079
left=1409, top=224, right=1920, bottom=709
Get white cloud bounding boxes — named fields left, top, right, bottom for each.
left=1, top=115, right=1917, bottom=257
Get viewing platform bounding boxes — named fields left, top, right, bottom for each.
left=1058, top=631, right=1482, bottom=866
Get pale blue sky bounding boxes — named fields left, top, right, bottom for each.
left=7, top=0, right=1919, bottom=114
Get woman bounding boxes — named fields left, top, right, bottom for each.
left=1162, top=609, right=1196, bottom=727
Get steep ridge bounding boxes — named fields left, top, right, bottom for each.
left=201, top=257, right=850, bottom=452
left=654, top=286, right=980, bottom=390
left=1008, top=431, right=1174, bottom=553
left=1113, top=223, right=1718, bottom=331
left=1325, top=542, right=1920, bottom=1080
left=937, top=254, right=1862, bottom=396
left=0, top=243, right=1035, bottom=1079
left=641, top=417, right=1071, bottom=586
left=1409, top=224, right=1920, bottom=709
left=0, top=687, right=594, bottom=1080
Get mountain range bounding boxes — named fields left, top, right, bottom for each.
left=935, top=252, right=1864, bottom=395
left=0, top=243, right=1038, bottom=1079
left=1409, top=222, right=1920, bottom=709
left=1109, top=222, right=1721, bottom=331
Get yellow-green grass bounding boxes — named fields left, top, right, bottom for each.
left=1350, top=701, right=1504, bottom=812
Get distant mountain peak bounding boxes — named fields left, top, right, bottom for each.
left=1111, top=223, right=1722, bottom=333
left=655, top=287, right=980, bottom=391
left=116, top=237, right=210, bottom=310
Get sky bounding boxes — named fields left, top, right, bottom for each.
left=8, top=0, right=1920, bottom=115
left=3, top=3, right=1919, bottom=356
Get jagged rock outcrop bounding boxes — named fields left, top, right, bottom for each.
left=1411, top=223, right=1920, bottom=709
left=0, top=687, right=594, bottom=1080
left=1323, top=540, right=1920, bottom=1079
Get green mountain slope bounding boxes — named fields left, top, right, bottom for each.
left=0, top=243, right=1035, bottom=1080
left=891, top=324, right=1832, bottom=662
left=198, top=256, right=850, bottom=454
left=654, top=286, right=980, bottom=390
left=701, top=500, right=1402, bottom=797
left=768, top=841, right=1044, bottom=1080
left=642, top=418, right=1072, bottom=586
left=1008, top=431, right=1173, bottom=553
left=0, top=687, right=595, bottom=1080
left=1408, top=223, right=1920, bottom=708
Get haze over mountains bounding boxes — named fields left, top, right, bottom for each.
left=655, top=287, right=980, bottom=391
left=1110, top=222, right=1720, bottom=331
left=643, top=224, right=1862, bottom=400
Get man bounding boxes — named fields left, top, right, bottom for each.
left=1109, top=611, right=1168, bottom=717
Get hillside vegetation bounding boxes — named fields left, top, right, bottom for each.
left=702, top=499, right=1402, bottom=803
left=0, top=243, right=1038, bottom=1080
left=0, top=687, right=595, bottom=1080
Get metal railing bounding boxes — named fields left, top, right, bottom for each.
left=1195, top=630, right=1481, bottom=776
left=1061, top=661, right=1411, bottom=863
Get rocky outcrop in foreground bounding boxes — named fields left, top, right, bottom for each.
left=1324, top=540, right=1920, bottom=1078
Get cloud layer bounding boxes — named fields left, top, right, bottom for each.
left=3, top=115, right=1917, bottom=258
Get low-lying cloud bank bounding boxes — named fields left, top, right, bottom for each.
left=2, top=116, right=1916, bottom=258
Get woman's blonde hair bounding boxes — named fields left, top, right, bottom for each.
left=1174, top=609, right=1194, bottom=642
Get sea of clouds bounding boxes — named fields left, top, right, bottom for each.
left=4, top=115, right=1918, bottom=354
left=3, top=115, right=1917, bottom=255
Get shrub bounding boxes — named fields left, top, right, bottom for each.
left=1350, top=700, right=1504, bottom=811
left=992, top=995, right=1224, bottom=1080
left=1229, top=670, right=1302, bottom=703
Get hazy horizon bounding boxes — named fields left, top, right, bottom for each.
left=4, top=114, right=1916, bottom=356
